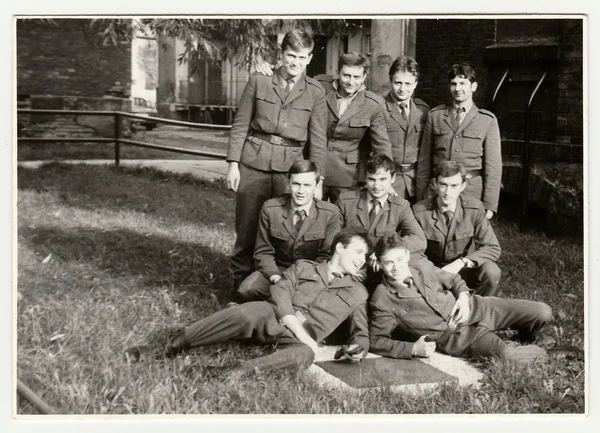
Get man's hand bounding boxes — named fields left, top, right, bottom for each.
left=441, top=259, right=465, bottom=275
left=333, top=344, right=364, bottom=362
left=254, top=61, right=274, bottom=76
left=269, top=275, right=282, bottom=284
left=485, top=210, right=494, bottom=220
left=412, top=335, right=436, bottom=358
left=449, top=292, right=471, bottom=325
left=226, top=162, right=241, bottom=192
left=369, top=252, right=380, bottom=272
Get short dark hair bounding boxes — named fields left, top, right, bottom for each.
left=433, top=161, right=466, bottom=183
left=366, top=155, right=396, bottom=177
left=389, top=56, right=419, bottom=81
left=374, top=233, right=409, bottom=260
left=330, top=227, right=370, bottom=256
left=288, top=160, right=320, bottom=182
left=338, top=52, right=370, bottom=75
left=281, top=30, right=315, bottom=54
left=448, top=63, right=477, bottom=83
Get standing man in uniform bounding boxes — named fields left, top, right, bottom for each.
left=226, top=30, right=328, bottom=290
left=316, top=53, right=392, bottom=203
left=416, top=63, right=502, bottom=219
left=413, top=161, right=502, bottom=297
left=236, top=161, right=342, bottom=301
left=382, top=56, right=430, bottom=202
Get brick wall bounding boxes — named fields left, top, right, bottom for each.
left=415, top=18, right=583, bottom=149
left=17, top=19, right=131, bottom=98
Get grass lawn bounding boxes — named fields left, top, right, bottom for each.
left=16, top=163, right=585, bottom=415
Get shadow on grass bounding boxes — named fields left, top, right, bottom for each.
left=19, top=224, right=234, bottom=304
left=17, top=163, right=235, bottom=229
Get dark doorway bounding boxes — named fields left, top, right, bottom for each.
left=306, top=35, right=328, bottom=77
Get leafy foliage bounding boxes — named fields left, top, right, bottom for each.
left=89, top=18, right=364, bottom=72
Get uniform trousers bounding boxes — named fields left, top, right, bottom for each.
left=184, top=301, right=315, bottom=373
left=437, top=296, right=553, bottom=358
left=459, top=261, right=502, bottom=297
left=231, top=164, right=288, bottom=287
left=237, top=267, right=286, bottom=301
left=392, top=174, right=416, bottom=203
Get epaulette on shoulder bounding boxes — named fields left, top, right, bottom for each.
left=264, top=195, right=287, bottom=208
left=413, top=98, right=430, bottom=108
left=315, top=199, right=339, bottom=212
left=478, top=108, right=497, bottom=118
left=412, top=197, right=434, bottom=213
left=365, top=90, right=385, bottom=104
left=306, top=75, right=327, bottom=91
left=459, top=195, right=484, bottom=209
left=388, top=194, right=411, bottom=207
left=337, top=189, right=362, bottom=202
left=370, top=282, right=391, bottom=303
left=430, top=104, right=447, bottom=112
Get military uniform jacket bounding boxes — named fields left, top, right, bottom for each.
left=336, top=189, right=426, bottom=254
left=270, top=260, right=370, bottom=353
left=370, top=264, right=473, bottom=359
left=317, top=76, right=392, bottom=187
left=253, top=195, right=342, bottom=278
left=415, top=103, right=502, bottom=212
left=412, top=195, right=501, bottom=267
left=383, top=94, right=430, bottom=197
left=226, top=69, right=328, bottom=175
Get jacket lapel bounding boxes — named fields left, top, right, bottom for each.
left=443, top=106, right=457, bottom=132
left=326, top=90, right=340, bottom=118
left=271, top=73, right=287, bottom=103
left=385, top=95, right=406, bottom=131
left=432, top=202, right=449, bottom=235
left=339, top=90, right=365, bottom=123
left=407, top=99, right=420, bottom=133
left=284, top=77, right=307, bottom=105
left=282, top=199, right=297, bottom=238
left=296, top=202, right=317, bottom=239
left=357, top=191, right=370, bottom=229
left=454, top=103, right=477, bottom=135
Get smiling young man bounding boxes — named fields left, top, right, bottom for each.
left=415, top=63, right=502, bottom=219
left=369, top=234, right=559, bottom=363
left=413, top=161, right=502, bottom=297
left=336, top=155, right=426, bottom=286
left=382, top=56, right=430, bottom=202
left=226, top=30, right=328, bottom=292
left=125, top=227, right=371, bottom=375
left=236, top=161, right=342, bottom=301
left=317, top=52, right=392, bottom=203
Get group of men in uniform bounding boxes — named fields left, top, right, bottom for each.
left=125, top=30, right=575, bottom=376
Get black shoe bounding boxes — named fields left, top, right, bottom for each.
left=547, top=346, right=584, bottom=361
left=515, top=331, right=557, bottom=349
left=124, top=327, right=189, bottom=363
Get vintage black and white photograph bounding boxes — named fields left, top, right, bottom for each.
left=14, top=13, right=586, bottom=417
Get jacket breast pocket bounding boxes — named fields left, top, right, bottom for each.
left=450, top=229, right=474, bottom=253
left=347, top=118, right=370, bottom=139
left=299, top=229, right=326, bottom=258
left=290, top=100, right=313, bottom=128
left=270, top=228, right=291, bottom=251
left=255, top=91, right=278, bottom=121
left=462, top=129, right=484, bottom=156
left=434, top=126, right=450, bottom=136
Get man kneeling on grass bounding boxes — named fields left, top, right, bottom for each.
left=369, top=233, right=562, bottom=363
left=125, top=227, right=370, bottom=375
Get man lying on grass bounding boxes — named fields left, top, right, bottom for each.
left=369, top=233, right=571, bottom=363
left=125, top=227, right=370, bottom=375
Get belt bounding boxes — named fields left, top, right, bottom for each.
left=426, top=321, right=457, bottom=347
left=249, top=130, right=303, bottom=147
left=465, top=170, right=482, bottom=179
left=396, top=163, right=415, bottom=173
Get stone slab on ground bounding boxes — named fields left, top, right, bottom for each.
left=306, top=346, right=483, bottom=394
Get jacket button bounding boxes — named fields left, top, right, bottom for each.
left=456, top=149, right=461, bottom=152
left=329, top=147, right=334, bottom=150
left=330, top=139, right=336, bottom=142
left=455, top=135, right=459, bottom=139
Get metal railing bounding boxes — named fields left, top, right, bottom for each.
left=17, top=109, right=231, bottom=166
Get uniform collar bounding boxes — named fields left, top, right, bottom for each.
left=453, top=99, right=473, bottom=114
left=333, top=79, right=365, bottom=101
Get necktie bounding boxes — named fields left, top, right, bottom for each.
left=456, top=107, right=466, bottom=125
left=443, top=210, right=453, bottom=228
left=399, top=102, right=409, bottom=121
left=294, top=209, right=306, bottom=233
left=369, top=199, right=380, bottom=225
left=284, top=78, right=294, bottom=97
